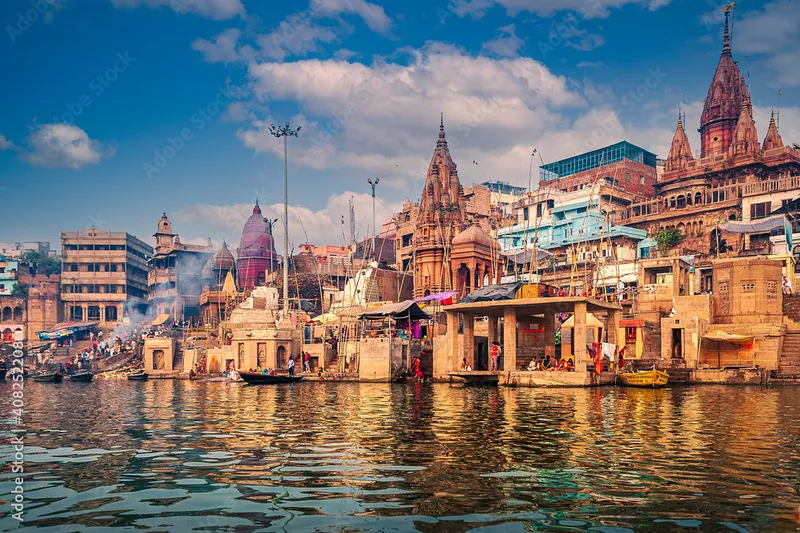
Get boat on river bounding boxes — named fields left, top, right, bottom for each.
left=240, top=372, right=303, bottom=385
left=68, top=371, right=94, bottom=383
left=127, top=372, right=149, bottom=381
left=618, top=369, right=669, bottom=388
left=0, top=361, right=7, bottom=380
left=33, top=373, right=63, bottom=383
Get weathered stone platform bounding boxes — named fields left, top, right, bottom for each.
left=502, top=370, right=616, bottom=387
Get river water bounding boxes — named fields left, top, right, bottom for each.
left=0, top=381, right=799, bottom=532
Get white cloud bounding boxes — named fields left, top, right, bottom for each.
left=172, top=192, right=398, bottom=252
left=110, top=0, right=244, bottom=19
left=735, top=0, right=800, bottom=87
left=235, top=45, right=587, bottom=185
left=310, top=0, right=391, bottom=33
left=333, top=48, right=358, bottom=61
left=577, top=61, right=605, bottom=68
left=257, top=14, right=345, bottom=62
left=229, top=44, right=703, bottom=193
left=0, top=134, right=15, bottom=151
left=482, top=24, right=524, bottom=58
left=495, top=0, right=672, bottom=18
left=21, top=123, right=114, bottom=169
left=449, top=0, right=495, bottom=18
left=192, top=28, right=253, bottom=64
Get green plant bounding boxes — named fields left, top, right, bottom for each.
left=11, top=282, right=28, bottom=298
left=19, top=250, right=61, bottom=278
left=653, top=229, right=683, bottom=251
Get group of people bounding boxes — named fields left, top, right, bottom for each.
left=527, top=355, right=574, bottom=371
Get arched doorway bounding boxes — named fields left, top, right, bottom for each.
left=276, top=345, right=287, bottom=369
left=1, top=307, right=11, bottom=322
left=105, top=306, right=118, bottom=322
left=13, top=306, right=22, bottom=321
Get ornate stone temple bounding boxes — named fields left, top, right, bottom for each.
left=236, top=201, right=280, bottom=289
left=147, top=213, right=212, bottom=321
left=199, top=241, right=238, bottom=327
left=395, top=116, right=500, bottom=298
left=622, top=9, right=800, bottom=255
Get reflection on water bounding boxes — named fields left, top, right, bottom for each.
left=0, top=381, right=799, bottom=532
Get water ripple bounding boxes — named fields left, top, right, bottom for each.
left=0, top=381, right=797, bottom=532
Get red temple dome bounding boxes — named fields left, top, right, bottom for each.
left=236, top=201, right=279, bottom=289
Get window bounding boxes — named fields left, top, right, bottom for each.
left=625, top=172, right=631, bottom=182
left=750, top=202, right=770, bottom=220
left=523, top=207, right=529, bottom=221
left=639, top=175, right=645, bottom=185
left=625, top=327, right=637, bottom=343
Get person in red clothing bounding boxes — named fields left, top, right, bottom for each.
left=303, top=351, right=311, bottom=372
left=413, top=356, right=423, bottom=383
left=490, top=342, right=501, bottom=371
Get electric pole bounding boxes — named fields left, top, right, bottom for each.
left=269, top=121, right=301, bottom=316
left=368, top=177, right=379, bottom=261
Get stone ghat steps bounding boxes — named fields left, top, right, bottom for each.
left=779, top=332, right=800, bottom=374
left=783, top=296, right=800, bottom=324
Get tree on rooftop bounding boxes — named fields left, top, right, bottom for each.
left=19, top=250, right=61, bottom=278
left=653, top=229, right=683, bottom=252
left=11, top=282, right=28, bottom=298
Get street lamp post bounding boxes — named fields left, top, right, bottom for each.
left=368, top=177, right=380, bottom=261
left=269, top=121, right=301, bottom=316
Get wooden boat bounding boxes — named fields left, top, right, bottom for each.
left=33, top=373, right=63, bottom=383
left=127, top=372, right=149, bottom=381
left=0, top=361, right=7, bottom=380
left=618, top=369, right=669, bottom=388
left=240, top=372, right=303, bottom=385
left=68, top=371, right=94, bottom=383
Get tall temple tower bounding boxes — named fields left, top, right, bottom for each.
left=236, top=201, right=280, bottom=290
left=413, top=115, right=468, bottom=297
left=698, top=4, right=750, bottom=158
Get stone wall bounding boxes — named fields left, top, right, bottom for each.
left=358, top=337, right=394, bottom=381
left=699, top=323, right=784, bottom=370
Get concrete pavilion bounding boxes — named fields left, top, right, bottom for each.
left=440, top=296, right=622, bottom=387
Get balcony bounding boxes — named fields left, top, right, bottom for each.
left=742, top=175, right=800, bottom=197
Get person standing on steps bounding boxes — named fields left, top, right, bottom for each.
left=288, top=356, right=295, bottom=377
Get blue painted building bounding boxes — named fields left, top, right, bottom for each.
left=0, top=255, right=20, bottom=295
left=498, top=185, right=647, bottom=255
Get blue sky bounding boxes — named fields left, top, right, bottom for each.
left=1, top=0, right=798, bottom=254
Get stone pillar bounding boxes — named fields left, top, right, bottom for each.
left=82, top=304, right=88, bottom=322
left=487, top=316, right=498, bottom=344
left=573, top=301, right=588, bottom=372
left=544, top=309, right=556, bottom=358
left=100, top=304, right=106, bottom=324
left=446, top=311, right=459, bottom=372
left=463, top=313, right=475, bottom=369
left=503, top=307, right=517, bottom=371
left=607, top=309, right=620, bottom=346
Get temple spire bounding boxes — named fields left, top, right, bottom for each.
left=728, top=92, right=760, bottom=158
left=722, top=2, right=733, bottom=55
left=665, top=110, right=694, bottom=173
left=762, top=109, right=784, bottom=151
left=439, top=113, right=445, bottom=138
